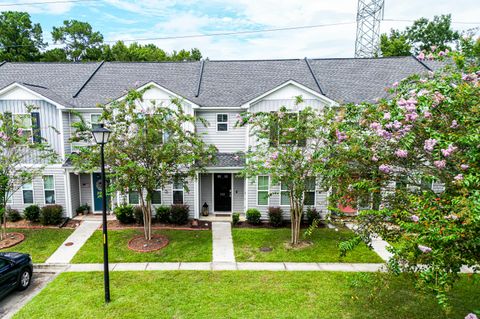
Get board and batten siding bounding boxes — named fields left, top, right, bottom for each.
left=7, top=168, right=67, bottom=215
left=232, top=175, right=245, bottom=213
left=247, top=176, right=328, bottom=220
left=69, top=173, right=81, bottom=215
left=195, top=111, right=246, bottom=153
left=0, top=100, right=62, bottom=163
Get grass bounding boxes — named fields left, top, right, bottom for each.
left=71, top=229, right=212, bottom=263
left=1, top=228, right=73, bottom=263
left=233, top=227, right=383, bottom=263
left=14, top=271, right=479, bottom=319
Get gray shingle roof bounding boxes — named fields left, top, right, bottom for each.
left=209, top=152, right=245, bottom=167
left=0, top=56, right=436, bottom=108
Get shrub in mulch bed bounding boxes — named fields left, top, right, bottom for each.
left=6, top=208, right=23, bottom=222
left=155, top=205, right=171, bottom=223
left=0, top=232, right=25, bottom=249
left=246, top=208, right=261, bottom=225
left=114, top=205, right=135, bottom=224
left=127, top=234, right=169, bottom=252
left=169, top=204, right=189, bottom=225
left=24, top=205, right=41, bottom=223
left=268, top=207, right=283, bottom=227
left=306, top=207, right=321, bottom=226
left=133, top=205, right=144, bottom=225
left=40, top=205, right=63, bottom=226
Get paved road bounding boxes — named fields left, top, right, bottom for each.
left=0, top=272, right=56, bottom=319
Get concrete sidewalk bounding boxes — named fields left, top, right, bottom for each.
left=345, top=222, right=393, bottom=262
left=46, top=221, right=101, bottom=264
left=211, top=222, right=235, bottom=262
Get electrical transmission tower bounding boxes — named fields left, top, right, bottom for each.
left=355, top=0, right=385, bottom=58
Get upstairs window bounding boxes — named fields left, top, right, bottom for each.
left=22, top=182, right=34, bottom=204
left=173, top=180, right=184, bottom=204
left=90, top=114, right=102, bottom=129
left=269, top=112, right=306, bottom=147
left=13, top=114, right=33, bottom=143
left=216, top=114, right=228, bottom=132
left=43, top=175, right=55, bottom=204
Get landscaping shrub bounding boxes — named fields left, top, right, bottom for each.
left=40, top=205, right=63, bottom=225
left=156, top=205, right=171, bottom=223
left=6, top=208, right=22, bottom=222
left=306, top=207, right=320, bottom=226
left=170, top=204, right=189, bottom=225
left=133, top=205, right=144, bottom=225
left=113, top=205, right=134, bottom=224
left=76, top=204, right=90, bottom=215
left=268, top=207, right=283, bottom=227
left=24, top=205, right=41, bottom=222
left=246, top=208, right=261, bottom=225
left=232, top=212, right=240, bottom=225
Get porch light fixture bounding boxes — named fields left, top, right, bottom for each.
left=91, top=123, right=111, bottom=303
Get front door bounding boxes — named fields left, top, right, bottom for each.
left=214, top=173, right=232, bottom=212
left=92, top=173, right=109, bottom=212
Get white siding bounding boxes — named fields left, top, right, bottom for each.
left=200, top=173, right=213, bottom=213
left=79, top=173, right=92, bottom=208
left=69, top=173, right=80, bottom=215
left=232, top=175, right=245, bottom=213
left=196, top=111, right=246, bottom=153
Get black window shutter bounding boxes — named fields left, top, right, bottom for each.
left=31, top=112, right=41, bottom=143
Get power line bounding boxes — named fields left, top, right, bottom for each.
left=0, top=0, right=97, bottom=7
left=384, top=18, right=480, bottom=25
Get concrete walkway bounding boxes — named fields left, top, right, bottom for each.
left=46, top=221, right=101, bottom=264
left=211, top=222, right=235, bottom=262
left=345, top=222, right=393, bottom=262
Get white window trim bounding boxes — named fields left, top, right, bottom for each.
left=43, top=175, right=56, bottom=204
left=22, top=181, right=34, bottom=205
left=90, top=113, right=102, bottom=126
left=257, top=175, right=269, bottom=206
left=216, top=113, right=229, bottom=132
left=172, top=181, right=184, bottom=205
left=280, top=181, right=290, bottom=206
left=13, top=113, right=33, bottom=143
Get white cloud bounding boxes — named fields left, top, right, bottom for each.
left=0, top=0, right=74, bottom=14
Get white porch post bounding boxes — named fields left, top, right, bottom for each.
left=65, top=170, right=73, bottom=218
left=194, top=173, right=199, bottom=219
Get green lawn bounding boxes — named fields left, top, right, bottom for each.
left=14, top=271, right=479, bottom=319
left=1, top=228, right=73, bottom=263
left=72, top=229, right=212, bottom=263
left=233, top=228, right=383, bottom=263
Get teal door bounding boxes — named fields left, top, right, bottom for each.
left=92, top=173, right=109, bottom=212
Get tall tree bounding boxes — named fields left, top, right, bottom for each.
left=51, top=20, right=104, bottom=61
left=238, top=100, right=335, bottom=246
left=70, top=88, right=216, bottom=240
left=0, top=106, right=57, bottom=240
left=0, top=11, right=45, bottom=62
left=380, top=14, right=460, bottom=57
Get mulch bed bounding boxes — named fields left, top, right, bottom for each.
left=6, top=220, right=81, bottom=229
left=0, top=232, right=25, bottom=249
left=127, top=234, right=169, bottom=253
left=106, top=220, right=211, bottom=230
left=233, top=221, right=327, bottom=229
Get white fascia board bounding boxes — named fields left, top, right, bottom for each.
left=0, top=83, right=67, bottom=109
left=241, top=80, right=339, bottom=109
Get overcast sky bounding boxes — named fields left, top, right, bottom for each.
left=2, top=0, right=479, bottom=59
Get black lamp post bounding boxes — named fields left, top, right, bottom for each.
left=91, top=124, right=111, bottom=303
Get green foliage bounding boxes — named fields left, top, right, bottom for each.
left=114, top=205, right=135, bottom=224
left=40, top=205, right=63, bottom=225
left=246, top=208, right=261, bottom=225
left=379, top=30, right=411, bottom=57
left=24, top=205, right=41, bottom=222
left=6, top=208, right=22, bottom=222
left=169, top=204, right=189, bottom=225
left=306, top=207, right=320, bottom=226
left=0, top=11, right=45, bottom=62
left=303, top=218, right=320, bottom=239
left=267, top=207, right=283, bottom=227
left=232, top=212, right=240, bottom=225
left=155, top=205, right=171, bottom=223
left=75, top=204, right=90, bottom=215
left=133, top=205, right=144, bottom=225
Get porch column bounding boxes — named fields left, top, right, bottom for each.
left=194, top=172, right=199, bottom=219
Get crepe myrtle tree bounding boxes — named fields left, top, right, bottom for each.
left=237, top=98, right=336, bottom=246
left=70, top=88, right=217, bottom=240
left=323, top=54, right=480, bottom=309
left=0, top=105, right=58, bottom=239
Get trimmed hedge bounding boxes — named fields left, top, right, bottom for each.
left=7, top=208, right=22, bottom=222
left=268, top=207, right=283, bottom=227
left=114, top=205, right=135, bottom=224
left=246, top=208, right=261, bottom=225
left=24, top=205, right=41, bottom=222
left=306, top=207, right=320, bottom=226
left=40, top=205, right=63, bottom=225
left=232, top=212, right=240, bottom=225
left=170, top=204, right=189, bottom=225
left=156, top=205, right=171, bottom=223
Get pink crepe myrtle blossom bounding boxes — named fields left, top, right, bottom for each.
left=336, top=129, right=347, bottom=143
left=418, top=245, right=432, bottom=253
left=417, top=51, right=425, bottom=61
left=270, top=152, right=278, bottom=160
left=288, top=127, right=295, bottom=132
left=423, top=110, right=432, bottom=118
left=438, top=51, right=446, bottom=57
left=411, top=215, right=419, bottom=222
left=430, top=45, right=437, bottom=52
left=371, top=155, right=379, bottom=162
left=17, top=128, right=23, bottom=136
left=424, top=139, right=437, bottom=152
left=460, top=164, right=469, bottom=170
left=417, top=89, right=429, bottom=97
left=441, top=144, right=458, bottom=157
left=379, top=164, right=393, bottom=174
left=385, top=122, right=393, bottom=129
left=427, top=53, right=434, bottom=60
left=395, top=149, right=408, bottom=158
left=383, top=112, right=391, bottom=120
left=434, top=160, right=446, bottom=169
left=465, top=313, right=478, bottom=319
left=392, top=120, right=402, bottom=130
left=370, top=122, right=382, bottom=130
left=454, top=174, right=464, bottom=181
left=450, top=120, right=459, bottom=129
left=405, top=112, right=418, bottom=122
left=392, top=81, right=399, bottom=88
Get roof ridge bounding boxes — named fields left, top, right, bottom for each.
left=304, top=57, right=324, bottom=95
left=410, top=55, right=432, bottom=71
left=73, top=61, right=105, bottom=98
left=310, top=56, right=412, bottom=61
left=0, top=61, right=6, bottom=68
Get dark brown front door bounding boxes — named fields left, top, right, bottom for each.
left=214, top=173, right=232, bottom=212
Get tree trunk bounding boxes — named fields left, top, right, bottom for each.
left=1, top=202, right=7, bottom=241
left=289, top=193, right=303, bottom=246
left=139, top=190, right=153, bottom=241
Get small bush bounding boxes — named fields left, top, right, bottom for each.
left=156, top=205, right=171, bottom=223
left=268, top=207, right=283, bottom=227
left=232, top=212, right=240, bottom=225
left=7, top=208, right=22, bottom=222
left=133, top=205, right=144, bottom=225
left=76, top=204, right=90, bottom=215
left=24, top=205, right=41, bottom=222
left=114, top=205, right=134, bottom=224
left=246, top=208, right=261, bottom=225
left=40, top=205, right=63, bottom=225
left=306, top=207, right=320, bottom=226
left=170, top=204, right=189, bottom=225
